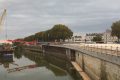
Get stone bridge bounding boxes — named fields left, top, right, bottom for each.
left=43, top=44, right=120, bottom=80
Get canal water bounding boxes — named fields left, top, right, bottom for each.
left=0, top=47, right=82, bottom=80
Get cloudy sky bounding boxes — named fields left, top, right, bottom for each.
left=0, top=0, right=120, bottom=39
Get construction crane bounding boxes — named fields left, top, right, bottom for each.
left=0, top=9, right=7, bottom=32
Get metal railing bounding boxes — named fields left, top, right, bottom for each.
left=63, top=44, right=120, bottom=56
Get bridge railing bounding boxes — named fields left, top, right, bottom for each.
left=63, top=44, right=120, bottom=56
left=84, top=44, right=120, bottom=56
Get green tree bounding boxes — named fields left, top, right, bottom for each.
left=92, top=35, right=102, bottom=42
left=24, top=24, right=73, bottom=42
left=44, top=30, right=52, bottom=41
left=50, top=24, right=73, bottom=41
left=35, top=31, right=44, bottom=41
left=24, top=35, right=35, bottom=41
left=111, top=20, right=120, bottom=42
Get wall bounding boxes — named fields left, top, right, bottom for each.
left=75, top=51, right=120, bottom=80
left=43, top=45, right=67, bottom=60
left=23, top=45, right=43, bottom=52
left=25, top=45, right=120, bottom=80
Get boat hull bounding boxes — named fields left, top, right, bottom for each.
left=0, top=50, right=13, bottom=54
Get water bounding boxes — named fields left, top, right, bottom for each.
left=0, top=47, right=82, bottom=80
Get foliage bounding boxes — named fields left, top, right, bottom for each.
left=14, top=47, right=23, bottom=59
left=24, top=35, right=35, bottom=41
left=50, top=24, right=73, bottom=41
left=111, top=20, right=120, bottom=42
left=24, top=24, right=73, bottom=42
left=35, top=31, right=44, bottom=41
left=92, top=35, right=102, bottom=42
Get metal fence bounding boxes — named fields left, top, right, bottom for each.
left=63, top=44, right=120, bottom=56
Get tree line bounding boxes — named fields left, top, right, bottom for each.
left=90, top=20, right=120, bottom=43
left=111, top=20, right=120, bottom=42
left=24, top=20, right=120, bottom=43
left=24, top=24, right=73, bottom=42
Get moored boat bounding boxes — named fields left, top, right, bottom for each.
left=0, top=43, right=14, bottom=54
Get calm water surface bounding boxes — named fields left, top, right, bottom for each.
left=0, top=47, right=82, bottom=80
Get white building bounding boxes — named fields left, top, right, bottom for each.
left=85, top=33, right=103, bottom=42
left=73, top=36, right=82, bottom=42
left=103, top=29, right=118, bottom=43
left=66, top=35, right=83, bottom=42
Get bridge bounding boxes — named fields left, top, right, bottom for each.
left=63, top=44, right=120, bottom=56
left=42, top=43, right=120, bottom=80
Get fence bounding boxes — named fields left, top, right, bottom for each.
left=63, top=44, right=120, bottom=56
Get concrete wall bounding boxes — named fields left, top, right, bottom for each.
left=24, top=45, right=43, bottom=52
left=75, top=51, right=120, bottom=80
left=43, top=46, right=68, bottom=60
left=26, top=45, right=120, bottom=80
left=46, top=45, right=120, bottom=80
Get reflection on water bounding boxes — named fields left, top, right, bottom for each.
left=14, top=47, right=23, bottom=59
left=0, top=53, right=13, bottom=68
left=0, top=47, right=82, bottom=80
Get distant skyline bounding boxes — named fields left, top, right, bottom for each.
left=0, top=0, right=120, bottom=39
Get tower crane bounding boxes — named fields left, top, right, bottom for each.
left=0, top=9, right=7, bottom=32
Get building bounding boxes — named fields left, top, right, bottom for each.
left=103, top=29, right=118, bottom=43
left=65, top=35, right=83, bottom=42
left=85, top=33, right=103, bottom=42
left=72, top=36, right=82, bottom=42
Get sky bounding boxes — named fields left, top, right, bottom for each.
left=0, top=0, right=120, bottom=40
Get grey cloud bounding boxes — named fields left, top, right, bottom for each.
left=0, top=0, right=120, bottom=39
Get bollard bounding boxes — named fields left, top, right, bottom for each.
left=88, top=45, right=90, bottom=51
left=86, top=45, right=87, bottom=50
left=94, top=45, right=95, bottom=52
left=96, top=45, right=98, bottom=53
left=92, top=45, right=93, bottom=52
left=105, top=46, right=107, bottom=54
left=86, top=45, right=87, bottom=51
left=88, top=45, right=89, bottom=51
left=91, top=45, right=92, bottom=52
left=101, top=46, right=102, bottom=54
left=89, top=45, right=91, bottom=51
left=86, top=45, right=88, bottom=50
left=93, top=45, right=94, bottom=52
left=83, top=44, right=85, bottom=50
left=116, top=47, right=118, bottom=56
left=84, top=44, right=86, bottom=50
left=86, top=45, right=88, bottom=51
left=111, top=46, right=112, bottom=55
left=87, top=45, right=89, bottom=51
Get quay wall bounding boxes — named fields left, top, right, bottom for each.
left=75, top=51, right=120, bottom=80
left=23, top=45, right=83, bottom=79
left=44, top=45, right=120, bottom=80
left=43, top=45, right=67, bottom=60
left=23, top=45, right=43, bottom=52
left=24, top=45, right=120, bottom=80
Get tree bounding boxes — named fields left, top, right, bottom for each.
left=92, top=35, right=102, bottom=42
left=24, top=24, right=73, bottom=42
left=24, top=35, right=35, bottom=41
left=111, top=20, right=120, bottom=42
left=35, top=31, right=44, bottom=41
left=50, top=24, right=73, bottom=41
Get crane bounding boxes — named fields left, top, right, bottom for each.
left=0, top=9, right=7, bottom=32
